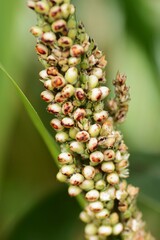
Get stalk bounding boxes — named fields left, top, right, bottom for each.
left=28, top=0, right=154, bottom=239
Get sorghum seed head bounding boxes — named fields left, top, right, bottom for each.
left=80, top=179, right=94, bottom=191
left=89, top=88, right=102, bottom=102
left=107, top=172, right=120, bottom=185
left=70, top=44, right=84, bottom=57
left=35, top=1, right=49, bottom=14
left=56, top=171, right=67, bottom=182
left=101, top=162, right=115, bottom=173
left=61, top=84, right=75, bottom=98
left=61, top=3, right=71, bottom=18
left=36, top=43, right=48, bottom=57
left=68, top=185, right=82, bottom=197
left=90, top=151, right=104, bottom=164
left=61, top=117, right=74, bottom=128
left=75, top=88, right=86, bottom=101
left=41, top=90, right=54, bottom=102
left=49, top=6, right=62, bottom=20
left=93, top=110, right=108, bottom=123
left=98, top=225, right=112, bottom=237
left=85, top=190, right=100, bottom=202
left=62, top=102, right=74, bottom=115
left=85, top=224, right=97, bottom=236
left=61, top=164, right=75, bottom=176
left=100, top=187, right=116, bottom=202
left=95, top=179, right=106, bottom=191
left=88, top=75, right=99, bottom=89
left=58, top=36, right=73, bottom=48
left=112, top=223, right=123, bottom=235
left=30, top=26, right=43, bottom=36
left=82, top=166, right=96, bottom=180
left=103, top=149, right=115, bottom=161
left=89, top=201, right=103, bottom=213
left=55, top=131, right=69, bottom=143
left=76, top=131, right=90, bottom=142
left=79, top=211, right=91, bottom=223
left=65, top=67, right=78, bottom=84
left=87, top=138, right=98, bottom=152
left=50, top=119, right=64, bottom=131
left=47, top=103, right=62, bottom=114
left=58, top=152, right=73, bottom=164
left=69, top=173, right=84, bottom=186
left=95, top=209, right=110, bottom=219
left=52, top=19, right=67, bottom=33
left=99, top=86, right=110, bottom=100
left=70, top=141, right=84, bottom=154
left=88, top=124, right=101, bottom=137
left=47, top=67, right=59, bottom=76
left=73, top=108, right=86, bottom=121
left=42, top=31, right=56, bottom=43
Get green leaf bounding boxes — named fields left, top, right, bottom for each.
left=0, top=63, right=86, bottom=209
left=0, top=63, right=59, bottom=165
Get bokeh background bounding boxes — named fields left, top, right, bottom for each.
left=0, top=0, right=160, bottom=239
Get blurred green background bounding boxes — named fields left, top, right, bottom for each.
left=0, top=0, right=160, bottom=239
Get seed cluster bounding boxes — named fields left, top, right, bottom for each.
left=28, top=1, right=154, bottom=239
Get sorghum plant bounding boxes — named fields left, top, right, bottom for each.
left=28, top=0, right=155, bottom=239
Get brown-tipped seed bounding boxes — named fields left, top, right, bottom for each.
left=73, top=108, right=86, bottom=121
left=69, top=173, right=84, bottom=186
left=107, top=172, right=119, bottom=185
left=30, top=26, right=43, bottom=37
left=75, top=88, right=86, bottom=101
left=52, top=19, right=67, bottom=33
left=96, top=209, right=110, bottom=219
left=68, top=185, right=82, bottom=197
left=46, top=67, right=58, bottom=77
left=35, top=1, right=49, bottom=14
left=101, top=162, right=115, bottom=173
left=89, top=201, right=103, bottom=213
left=50, top=119, right=64, bottom=131
left=83, top=166, right=96, bottom=180
left=90, top=151, right=104, bottom=164
left=51, top=76, right=66, bottom=89
left=47, top=103, right=62, bottom=115
left=56, top=171, right=67, bottom=182
left=104, top=150, right=115, bottom=161
left=89, top=88, right=102, bottom=102
left=85, top=190, right=100, bottom=202
left=41, top=90, right=54, bottom=102
left=100, top=119, right=113, bottom=135
left=93, top=110, right=108, bottom=123
left=87, top=138, right=98, bottom=152
left=70, top=44, right=84, bottom=57
left=36, top=43, right=48, bottom=57
left=42, top=32, right=56, bottom=43
left=58, top=36, right=73, bottom=48
left=58, top=152, right=73, bottom=165
left=55, top=92, right=67, bottom=103
left=61, top=84, right=75, bottom=98
left=61, top=164, right=75, bottom=176
left=99, top=86, right=110, bottom=100
left=76, top=131, right=90, bottom=142
left=49, top=6, right=62, bottom=20
left=61, top=117, right=74, bottom=128
left=62, top=102, right=74, bottom=115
